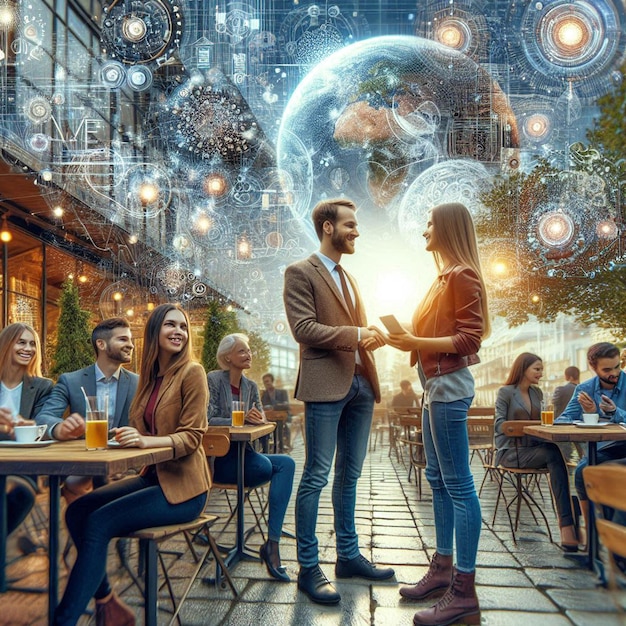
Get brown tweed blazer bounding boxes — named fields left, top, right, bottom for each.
left=283, top=254, right=380, bottom=403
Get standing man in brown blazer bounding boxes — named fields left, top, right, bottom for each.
left=283, top=198, right=394, bottom=605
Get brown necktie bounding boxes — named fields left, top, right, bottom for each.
left=336, top=264, right=357, bottom=323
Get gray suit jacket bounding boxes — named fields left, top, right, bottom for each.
left=0, top=375, right=53, bottom=441
left=35, top=364, right=138, bottom=437
left=494, top=384, right=543, bottom=462
left=552, top=382, right=576, bottom=418
left=207, top=370, right=261, bottom=425
left=283, top=254, right=380, bottom=403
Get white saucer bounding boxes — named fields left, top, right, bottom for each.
left=0, top=440, right=54, bottom=447
left=574, top=422, right=610, bottom=428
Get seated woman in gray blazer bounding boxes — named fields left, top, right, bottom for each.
left=494, top=352, right=580, bottom=551
left=208, top=333, right=295, bottom=582
left=0, top=323, right=53, bottom=540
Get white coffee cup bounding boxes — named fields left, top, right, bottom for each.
left=582, top=413, right=599, bottom=425
left=14, top=424, right=46, bottom=443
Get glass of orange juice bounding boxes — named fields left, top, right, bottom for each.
left=540, top=410, right=554, bottom=426
left=232, top=401, right=245, bottom=428
left=85, top=396, right=109, bottom=449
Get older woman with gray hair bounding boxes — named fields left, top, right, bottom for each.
left=208, top=333, right=295, bottom=582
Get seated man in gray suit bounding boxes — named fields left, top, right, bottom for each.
left=36, top=317, right=138, bottom=501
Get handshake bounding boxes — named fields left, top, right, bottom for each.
left=360, top=316, right=412, bottom=352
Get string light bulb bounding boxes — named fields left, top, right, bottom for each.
left=0, top=216, right=12, bottom=243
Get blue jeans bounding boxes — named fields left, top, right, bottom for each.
left=213, top=447, right=295, bottom=542
left=54, top=472, right=207, bottom=626
left=296, top=374, right=374, bottom=568
left=423, top=398, right=481, bottom=573
left=574, top=441, right=626, bottom=501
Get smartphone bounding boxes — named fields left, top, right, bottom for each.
left=380, top=315, right=405, bottom=334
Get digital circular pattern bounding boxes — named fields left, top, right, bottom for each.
left=526, top=191, right=595, bottom=267
left=101, top=0, right=183, bottom=65
left=100, top=60, right=126, bottom=89
left=537, top=210, right=575, bottom=247
left=126, top=65, right=153, bottom=91
left=160, top=73, right=261, bottom=163
left=513, top=0, right=625, bottom=98
left=25, top=96, right=52, bottom=123
left=522, top=112, right=553, bottom=143
left=28, top=133, right=50, bottom=152
left=123, top=163, right=172, bottom=219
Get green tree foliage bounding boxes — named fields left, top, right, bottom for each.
left=201, top=300, right=238, bottom=373
left=586, top=61, right=626, bottom=160
left=49, top=278, right=93, bottom=379
left=246, top=330, right=271, bottom=384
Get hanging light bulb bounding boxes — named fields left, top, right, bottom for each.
left=0, top=216, right=12, bottom=243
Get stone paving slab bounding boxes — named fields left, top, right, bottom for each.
left=2, top=436, right=624, bottom=625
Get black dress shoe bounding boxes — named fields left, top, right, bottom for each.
left=335, top=554, right=395, bottom=580
left=260, top=541, right=291, bottom=582
left=297, top=565, right=341, bottom=605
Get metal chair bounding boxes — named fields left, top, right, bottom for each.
left=493, top=420, right=555, bottom=544
left=118, top=430, right=238, bottom=626
left=398, top=414, right=426, bottom=499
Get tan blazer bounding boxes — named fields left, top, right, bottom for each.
left=284, top=254, right=380, bottom=403
left=129, top=360, right=210, bottom=505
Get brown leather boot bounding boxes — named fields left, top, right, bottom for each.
left=95, top=591, right=136, bottom=626
left=400, top=552, right=453, bottom=600
left=413, top=568, right=480, bottom=626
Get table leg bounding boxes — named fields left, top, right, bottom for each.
left=587, top=443, right=598, bottom=572
left=48, top=476, right=61, bottom=624
left=0, top=475, right=7, bottom=593
left=565, top=442, right=599, bottom=573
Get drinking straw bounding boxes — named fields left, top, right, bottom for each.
left=81, top=386, right=90, bottom=413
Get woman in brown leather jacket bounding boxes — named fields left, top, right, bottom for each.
left=386, top=202, right=489, bottom=626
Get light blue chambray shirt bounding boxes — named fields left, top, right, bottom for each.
left=94, top=363, right=120, bottom=424
left=556, top=370, right=626, bottom=451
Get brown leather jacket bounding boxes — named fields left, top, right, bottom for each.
left=410, top=265, right=485, bottom=380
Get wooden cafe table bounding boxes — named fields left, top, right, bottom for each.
left=523, top=423, right=626, bottom=573
left=0, top=439, right=174, bottom=624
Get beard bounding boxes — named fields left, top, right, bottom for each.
left=598, top=374, right=619, bottom=387
left=105, top=344, right=132, bottom=363
left=331, top=230, right=354, bottom=255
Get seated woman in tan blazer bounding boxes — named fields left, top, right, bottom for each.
left=54, top=304, right=210, bottom=626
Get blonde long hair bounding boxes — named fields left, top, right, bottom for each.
left=429, top=202, right=491, bottom=338
left=0, top=323, right=43, bottom=379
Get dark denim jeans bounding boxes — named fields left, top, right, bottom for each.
left=54, top=473, right=206, bottom=626
left=213, top=446, right=295, bottom=542
left=423, top=397, right=482, bottom=573
left=295, top=374, right=374, bottom=568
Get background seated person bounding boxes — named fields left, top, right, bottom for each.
left=208, top=333, right=295, bottom=582
left=495, top=352, right=580, bottom=551
left=556, top=342, right=626, bottom=532
left=0, top=323, right=53, bottom=549
left=391, top=379, right=421, bottom=411
left=35, top=317, right=138, bottom=503
left=261, top=372, right=292, bottom=450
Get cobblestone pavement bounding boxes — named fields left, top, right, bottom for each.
left=2, top=432, right=625, bottom=625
